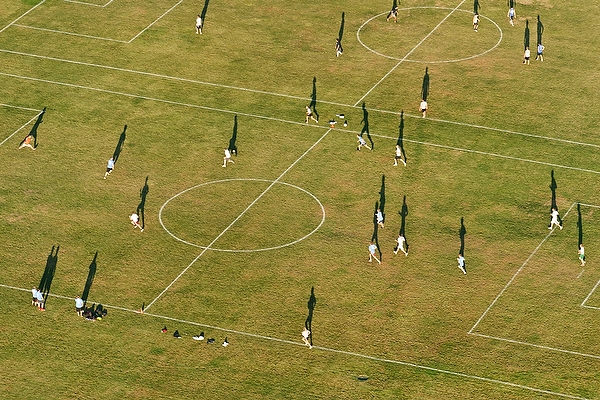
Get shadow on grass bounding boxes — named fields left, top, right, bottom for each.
left=421, top=67, right=430, bottom=102
left=524, top=19, right=530, bottom=50
left=577, top=203, right=583, bottom=246
left=38, top=245, right=59, bottom=303
left=360, top=102, right=374, bottom=149
left=398, top=195, right=409, bottom=251
left=228, top=115, right=238, bottom=156
left=459, top=217, right=467, bottom=256
left=537, top=14, right=544, bottom=44
left=81, top=251, right=98, bottom=307
left=200, top=0, right=210, bottom=32
left=396, top=110, right=407, bottom=164
left=338, top=12, right=345, bottom=42
left=309, top=77, right=319, bottom=122
left=371, top=201, right=382, bottom=261
left=305, top=287, right=317, bottom=346
left=20, top=107, right=45, bottom=149
left=137, top=176, right=149, bottom=229
left=112, top=125, right=127, bottom=163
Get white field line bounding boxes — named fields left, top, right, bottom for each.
left=0, top=0, right=47, bottom=34
left=369, top=132, right=600, bottom=175
left=13, top=24, right=128, bottom=43
left=0, top=109, right=44, bottom=148
left=353, top=0, right=467, bottom=106
left=143, top=127, right=334, bottom=311
left=0, top=283, right=590, bottom=400
left=64, top=0, right=114, bottom=7
left=2, top=49, right=597, bottom=150
left=1, top=70, right=598, bottom=176
left=468, top=202, right=577, bottom=334
left=469, top=332, right=600, bottom=361
left=576, top=269, right=585, bottom=279
left=12, top=0, right=180, bottom=43
left=146, top=2, right=472, bottom=310
left=580, top=279, right=600, bottom=307
left=0, top=103, right=42, bottom=112
left=127, top=0, right=182, bottom=43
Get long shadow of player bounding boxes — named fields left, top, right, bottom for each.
left=38, top=245, right=59, bottom=305
left=459, top=217, right=467, bottom=256
left=228, top=116, right=238, bottom=156
left=379, top=175, right=386, bottom=216
left=577, top=203, right=583, bottom=246
left=305, top=287, right=317, bottom=347
left=20, top=107, right=46, bottom=149
left=473, top=0, right=480, bottom=15
left=112, top=125, right=127, bottom=163
left=524, top=19, right=530, bottom=50
left=200, top=0, right=210, bottom=32
left=421, top=67, right=430, bottom=103
left=550, top=169, right=558, bottom=211
left=360, top=102, right=374, bottom=150
left=371, top=201, right=383, bottom=261
left=536, top=14, right=544, bottom=44
left=309, top=77, right=319, bottom=122
left=338, top=12, right=345, bottom=42
left=81, top=251, right=98, bottom=308
left=137, top=176, right=149, bottom=229
left=398, top=195, right=409, bottom=252
left=396, top=110, right=407, bottom=164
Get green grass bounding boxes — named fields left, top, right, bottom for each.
left=1, top=0, right=600, bottom=398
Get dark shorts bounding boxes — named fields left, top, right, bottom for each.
left=106, top=167, right=113, bottom=173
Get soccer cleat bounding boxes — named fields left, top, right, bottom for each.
left=222, top=337, right=229, bottom=347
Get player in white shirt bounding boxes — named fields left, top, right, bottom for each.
left=223, top=148, right=234, bottom=167
left=195, top=15, right=202, bottom=34
left=419, top=100, right=428, bottom=118
left=473, top=14, right=479, bottom=31
left=394, top=234, right=408, bottom=256
left=301, top=327, right=312, bottom=348
left=507, top=7, right=516, bottom=27
left=548, top=208, right=562, bottom=230
left=578, top=244, right=586, bottom=266
left=376, top=209, right=384, bottom=228
left=394, top=144, right=406, bottom=166
left=523, top=47, right=530, bottom=64
left=368, top=242, right=381, bottom=264
left=129, top=212, right=143, bottom=231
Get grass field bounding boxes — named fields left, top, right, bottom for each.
left=1, top=0, right=600, bottom=398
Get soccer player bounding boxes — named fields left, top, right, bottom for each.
left=301, top=327, right=312, bottom=348
left=19, top=134, right=35, bottom=150
left=104, top=157, right=114, bottom=179
left=548, top=208, right=562, bottom=230
left=387, top=6, right=399, bottom=23
left=335, top=38, right=343, bottom=57
left=394, top=234, right=408, bottom=256
left=75, top=296, right=84, bottom=316
left=31, top=287, right=38, bottom=306
left=376, top=209, right=384, bottom=228
left=578, top=244, right=586, bottom=266
left=305, top=105, right=318, bottom=124
left=195, top=14, right=202, bottom=34
left=36, top=290, right=45, bottom=310
left=473, top=13, right=480, bottom=32
left=394, top=144, right=406, bottom=166
left=356, top=134, right=371, bottom=151
left=507, top=7, right=516, bottom=26
left=457, top=253, right=466, bottom=274
left=523, top=47, right=530, bottom=64
left=129, top=212, right=144, bottom=232
left=536, top=43, right=544, bottom=61
left=419, top=99, right=428, bottom=118
left=368, top=241, right=381, bottom=264
left=222, top=148, right=234, bottom=167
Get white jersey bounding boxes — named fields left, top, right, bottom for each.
left=224, top=149, right=231, bottom=158
left=396, top=235, right=405, bottom=247
left=130, top=213, right=139, bottom=223
left=196, top=17, right=202, bottom=27
left=395, top=146, right=402, bottom=157
left=551, top=209, right=559, bottom=221
left=420, top=100, right=427, bottom=110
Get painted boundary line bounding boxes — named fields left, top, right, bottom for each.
left=1, top=49, right=598, bottom=150
left=1, top=70, right=599, bottom=177
left=353, top=0, right=467, bottom=106
left=0, top=283, right=589, bottom=400
left=0, top=109, right=45, bottom=148
left=8, top=0, right=181, bottom=44
left=143, top=127, right=334, bottom=311
left=468, top=202, right=600, bottom=359
left=64, top=0, right=114, bottom=7
left=469, top=202, right=577, bottom=334
left=0, top=103, right=42, bottom=112
left=145, top=0, right=470, bottom=311
left=0, top=0, right=46, bottom=34
left=356, top=7, right=503, bottom=64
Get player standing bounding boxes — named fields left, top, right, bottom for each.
left=394, top=234, right=408, bottom=256
left=195, top=14, right=202, bottom=34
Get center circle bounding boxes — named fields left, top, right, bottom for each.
left=357, top=7, right=503, bottom=63
left=159, top=178, right=326, bottom=252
